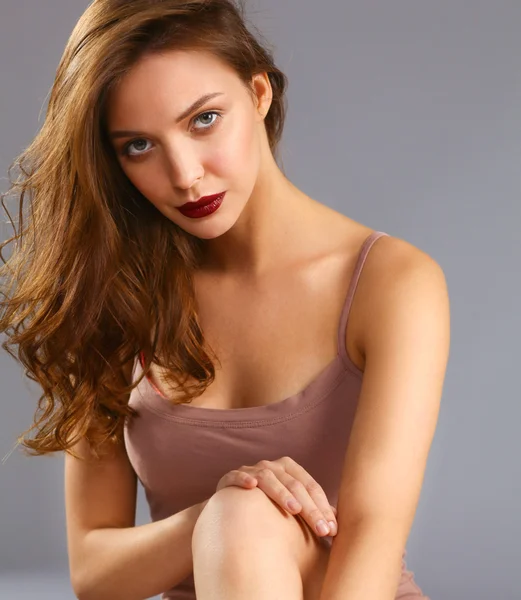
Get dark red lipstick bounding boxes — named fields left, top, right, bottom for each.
left=177, top=191, right=226, bottom=219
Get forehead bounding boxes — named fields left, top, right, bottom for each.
left=107, top=49, right=240, bottom=119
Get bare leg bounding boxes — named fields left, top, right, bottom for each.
left=192, top=486, right=329, bottom=600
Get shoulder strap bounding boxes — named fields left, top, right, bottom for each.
left=336, top=231, right=390, bottom=359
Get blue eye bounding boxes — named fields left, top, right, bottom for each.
left=123, top=138, right=151, bottom=157
left=192, top=110, right=222, bottom=131
left=122, top=110, right=222, bottom=158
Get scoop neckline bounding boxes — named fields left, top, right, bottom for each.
left=135, top=351, right=361, bottom=426
left=132, top=229, right=388, bottom=425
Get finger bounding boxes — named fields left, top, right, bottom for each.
left=244, top=475, right=258, bottom=487
left=281, top=459, right=338, bottom=530
left=235, top=467, right=259, bottom=487
left=216, top=470, right=257, bottom=492
left=251, top=467, right=304, bottom=515
left=235, top=470, right=258, bottom=487
left=278, top=471, right=337, bottom=537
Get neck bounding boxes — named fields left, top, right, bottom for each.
left=200, top=152, right=319, bottom=279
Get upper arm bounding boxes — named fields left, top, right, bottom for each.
left=338, top=238, right=450, bottom=532
left=64, top=430, right=138, bottom=582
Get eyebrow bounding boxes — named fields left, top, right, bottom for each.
left=109, top=92, right=225, bottom=140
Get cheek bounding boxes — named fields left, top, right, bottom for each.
left=212, top=116, right=259, bottom=176
left=119, top=117, right=260, bottom=200
left=122, top=166, right=160, bottom=200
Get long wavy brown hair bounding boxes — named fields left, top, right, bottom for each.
left=0, top=0, right=288, bottom=461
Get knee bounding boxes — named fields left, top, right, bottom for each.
left=191, top=486, right=330, bottom=590
left=192, top=485, right=297, bottom=550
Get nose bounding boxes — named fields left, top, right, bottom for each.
left=163, top=143, right=204, bottom=192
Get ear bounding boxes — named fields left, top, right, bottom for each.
left=250, top=72, right=273, bottom=120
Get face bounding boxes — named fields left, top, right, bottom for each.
left=106, top=49, right=272, bottom=240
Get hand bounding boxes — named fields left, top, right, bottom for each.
left=215, top=456, right=338, bottom=538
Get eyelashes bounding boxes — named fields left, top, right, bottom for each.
left=121, top=110, right=223, bottom=158
left=192, top=110, right=222, bottom=132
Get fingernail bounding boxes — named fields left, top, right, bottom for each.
left=287, top=499, right=301, bottom=512
left=328, top=520, right=337, bottom=535
left=316, top=520, right=330, bottom=536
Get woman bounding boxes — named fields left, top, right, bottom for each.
left=0, top=1, right=450, bottom=599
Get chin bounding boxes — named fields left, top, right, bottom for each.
left=177, top=212, right=240, bottom=241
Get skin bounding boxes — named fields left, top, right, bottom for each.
left=106, top=48, right=353, bottom=275
left=106, top=48, right=374, bottom=598
left=192, top=486, right=331, bottom=600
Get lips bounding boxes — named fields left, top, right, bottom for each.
left=179, top=192, right=225, bottom=210
left=177, top=191, right=226, bottom=219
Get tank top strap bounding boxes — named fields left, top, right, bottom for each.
left=336, top=230, right=390, bottom=361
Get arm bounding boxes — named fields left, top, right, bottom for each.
left=76, top=501, right=207, bottom=600
left=65, top=426, right=210, bottom=600
left=320, top=243, right=450, bottom=599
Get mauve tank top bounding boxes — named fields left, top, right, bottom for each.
left=123, top=230, right=430, bottom=599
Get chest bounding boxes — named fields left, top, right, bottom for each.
left=148, top=249, right=366, bottom=409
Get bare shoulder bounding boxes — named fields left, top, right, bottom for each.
left=360, top=230, right=445, bottom=284
left=354, top=230, right=448, bottom=359
left=363, top=231, right=439, bottom=272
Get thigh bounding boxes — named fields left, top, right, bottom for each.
left=201, top=486, right=331, bottom=600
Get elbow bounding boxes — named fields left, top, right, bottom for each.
left=73, top=579, right=141, bottom=600
left=72, top=576, right=109, bottom=600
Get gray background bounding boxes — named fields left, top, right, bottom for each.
left=1, top=1, right=520, bottom=599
